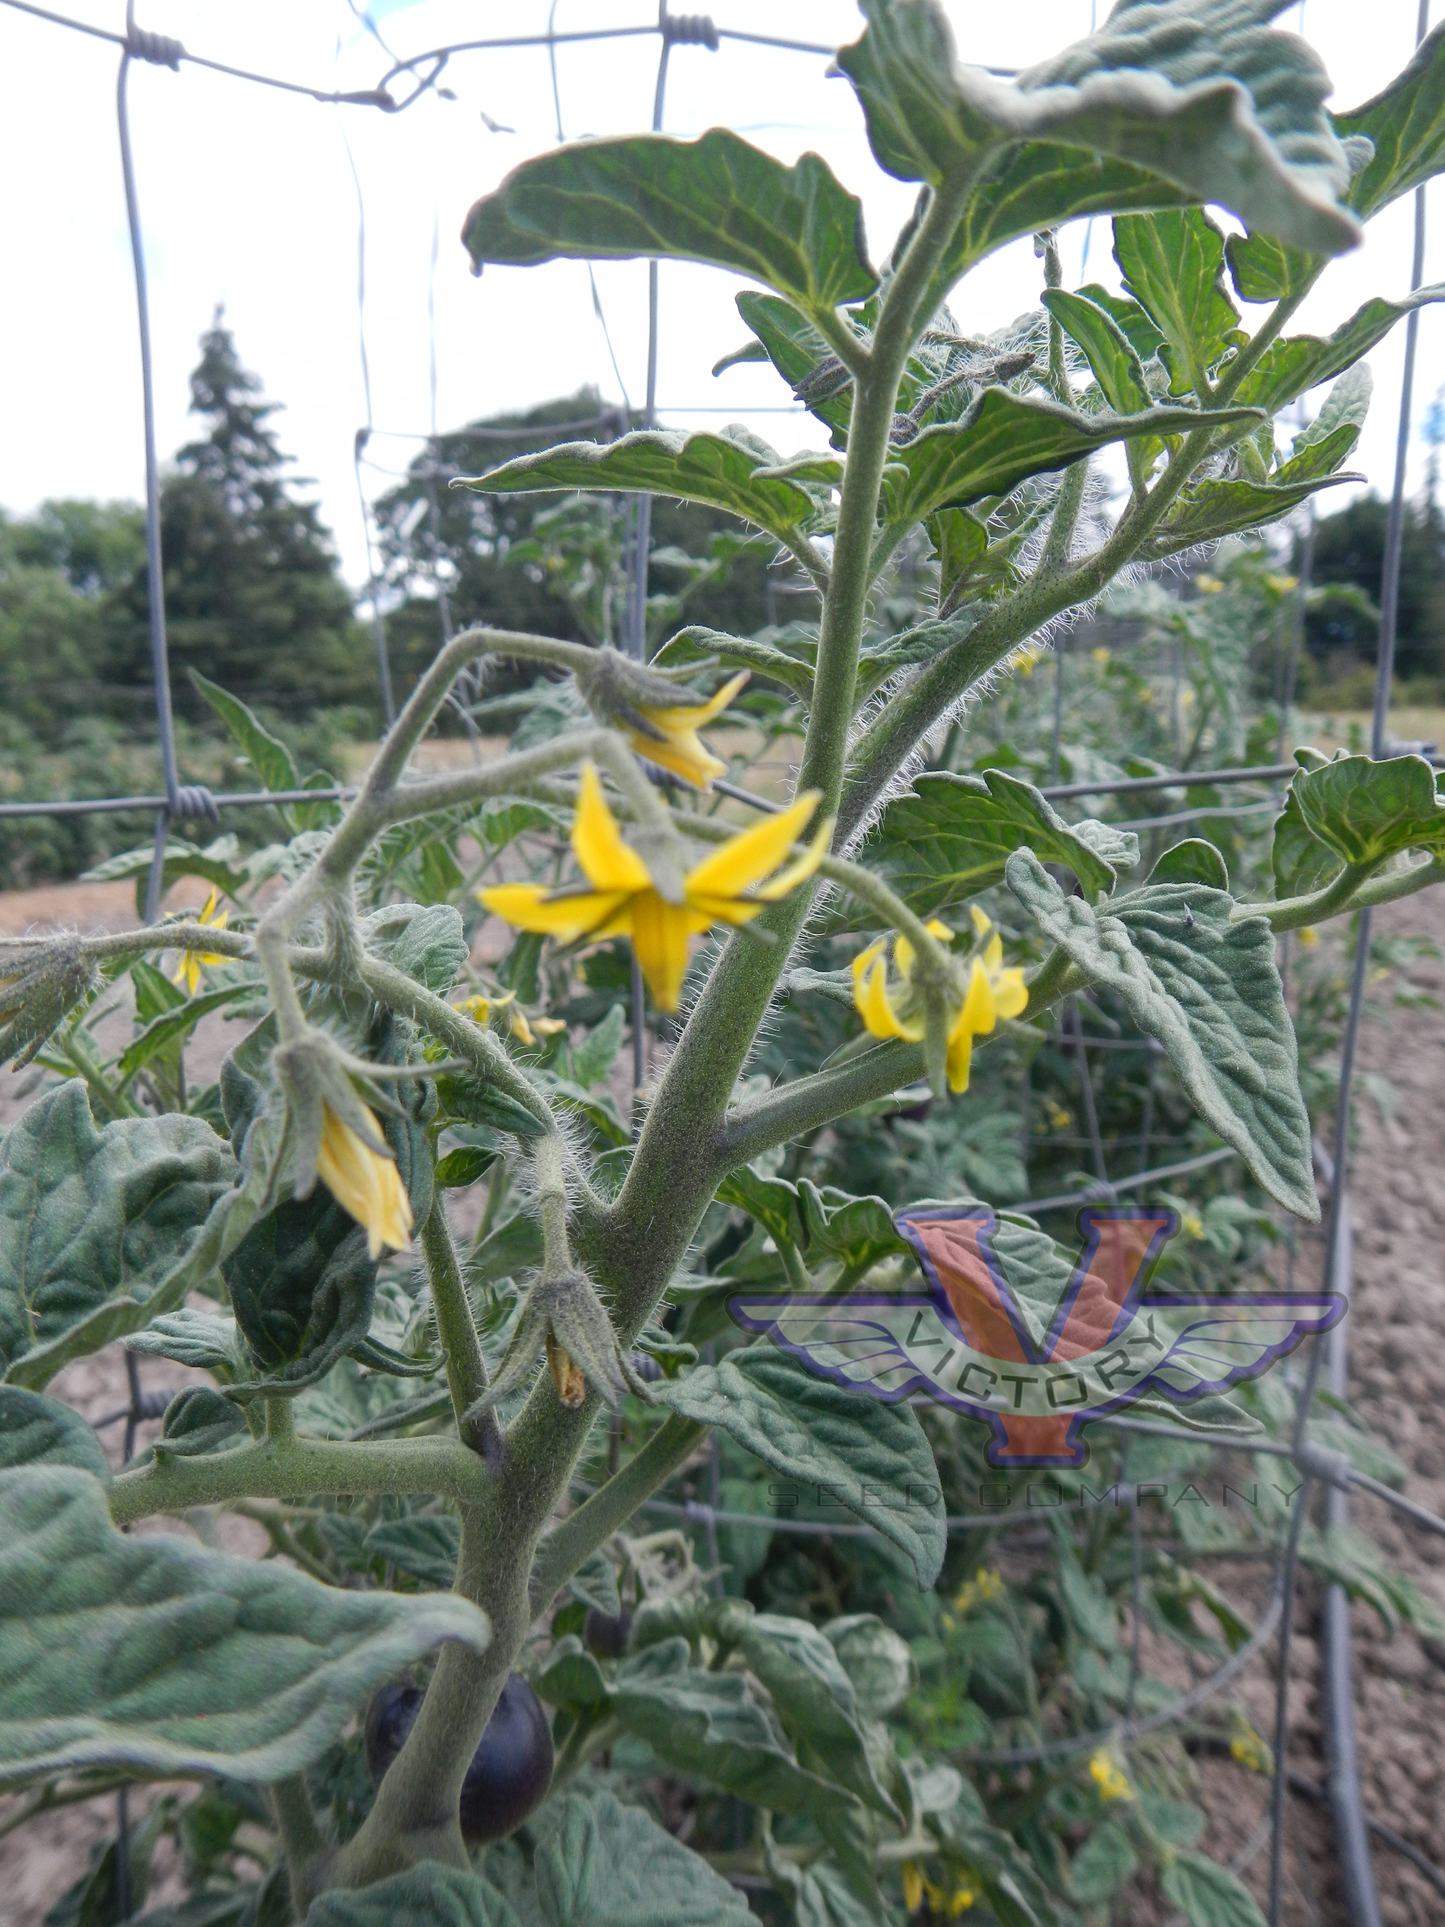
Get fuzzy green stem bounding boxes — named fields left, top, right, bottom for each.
left=107, top=1432, right=489, bottom=1526
left=271, top=1775, right=326, bottom=1911
left=534, top=1134, right=575, bottom=1277
left=528, top=1413, right=708, bottom=1614
left=419, top=1196, right=497, bottom=1457
left=1239, top=857, right=1442, bottom=932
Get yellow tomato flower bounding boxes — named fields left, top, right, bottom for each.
left=902, top=1861, right=924, bottom=1913
left=1091, top=645, right=1111, bottom=667
left=1181, top=1210, right=1205, bottom=1240
left=171, top=889, right=230, bottom=996
left=1196, top=573, right=1224, bottom=592
left=953, top=1566, right=1004, bottom=1614
left=1298, top=926, right=1319, bottom=945
left=623, top=670, right=750, bottom=789
left=458, top=991, right=566, bottom=1048
left=480, top=764, right=828, bottom=1012
left=314, top=1099, right=413, bottom=1258
left=852, top=918, right=1027, bottom=1094
left=1266, top=573, right=1298, bottom=593
left=1089, top=1750, right=1134, bottom=1803
left=1230, top=1725, right=1271, bottom=1774
left=1006, top=647, right=1036, bottom=677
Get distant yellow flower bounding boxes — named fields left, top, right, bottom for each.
left=315, top=1100, right=413, bottom=1258
left=1091, top=646, right=1111, bottom=667
left=902, top=1862, right=924, bottom=1913
left=1007, top=647, right=1036, bottom=677
left=171, top=889, right=230, bottom=996
left=853, top=916, right=1026, bottom=1094
left=1196, top=574, right=1224, bottom=592
left=953, top=1566, right=1005, bottom=1613
left=623, top=670, right=750, bottom=790
left=1089, top=1750, right=1133, bottom=1803
left=1181, top=1210, right=1205, bottom=1240
left=481, top=764, right=828, bottom=1012
left=1266, top=574, right=1298, bottom=594
left=1231, top=1725, right=1271, bottom=1774
left=1298, top=926, right=1320, bottom=945
left=459, top=991, right=566, bottom=1048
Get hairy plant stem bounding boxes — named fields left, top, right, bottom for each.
left=271, top=1777, right=326, bottom=1914
left=419, top=1196, right=497, bottom=1458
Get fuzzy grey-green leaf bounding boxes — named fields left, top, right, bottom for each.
left=304, top=1861, right=522, bottom=1927
left=534, top=1788, right=754, bottom=1927
left=1006, top=853, right=1316, bottom=1217
left=655, top=1347, right=945, bottom=1586
left=461, top=130, right=875, bottom=312
left=0, top=1387, right=109, bottom=1480
left=0, top=1465, right=489, bottom=1788
left=0, top=1083, right=236, bottom=1389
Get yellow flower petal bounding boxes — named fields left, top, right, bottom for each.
left=852, top=938, right=886, bottom=985
left=315, top=1101, right=413, bottom=1258
left=641, top=670, right=749, bottom=732
left=172, top=954, right=201, bottom=996
left=902, top=1863, right=924, bottom=1914
left=629, top=891, right=696, bottom=1011
left=957, top=957, right=999, bottom=1036
left=945, top=1023, right=975, bottom=1093
left=969, top=906, right=991, bottom=939
left=981, top=932, right=1003, bottom=972
left=623, top=726, right=726, bottom=789
left=895, top=932, right=917, bottom=977
left=479, top=883, right=630, bottom=943
left=572, top=764, right=652, bottom=893
left=752, top=811, right=832, bottom=901
left=685, top=791, right=820, bottom=899
left=857, top=957, right=921, bottom=1041
left=991, top=966, right=1028, bottom=1020
left=509, top=1008, right=537, bottom=1046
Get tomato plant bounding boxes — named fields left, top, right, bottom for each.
left=3, top=3, right=1445, bottom=1923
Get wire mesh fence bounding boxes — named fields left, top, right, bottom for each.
left=0, top=0, right=1441, bottom=1919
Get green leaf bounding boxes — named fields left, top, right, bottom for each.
left=928, top=507, right=990, bottom=601
left=462, top=130, right=875, bottom=313
left=82, top=841, right=249, bottom=924
left=1006, top=853, right=1315, bottom=1217
left=732, top=292, right=853, bottom=445
left=570, top=1004, right=625, bottom=1088
left=837, top=0, right=1359, bottom=261
left=1140, top=471, right=1353, bottom=563
left=880, top=390, right=1261, bottom=528
left=655, top=1347, right=945, bottom=1587
left=1159, top=1851, right=1267, bottom=1927
left=304, top=1862, right=522, bottom=1927
left=611, top=1639, right=874, bottom=1884
left=823, top=1614, right=918, bottom=1719
left=1286, top=752, right=1445, bottom=878
left=190, top=672, right=298, bottom=797
left=222, top=1192, right=378, bottom=1395
left=435, top=1145, right=496, bottom=1189
left=0, top=1083, right=236, bottom=1389
left=655, top=624, right=818, bottom=703
left=1041, top=290, right=1150, bottom=413
left=151, top=1388, right=249, bottom=1463
left=566, top=1549, right=621, bottom=1619
left=125, top=1309, right=241, bottom=1377
left=867, top=769, right=1120, bottom=920
left=1112, top=210, right=1241, bottom=395
left=469, top=1212, right=545, bottom=1286
left=117, top=984, right=259, bottom=1085
left=366, top=904, right=469, bottom=995
left=0, top=1464, right=489, bottom=1789
left=1224, top=230, right=1319, bottom=304
left=717, top=1164, right=806, bottom=1250
left=363, top=1515, right=461, bottom=1589
left=533, top=1788, right=754, bottom=1927
left=436, top=1074, right=549, bottom=1141
left=1079, top=284, right=1166, bottom=361
left=1337, top=23, right=1445, bottom=219
left=0, top=1386, right=109, bottom=1479
left=1234, top=284, right=1445, bottom=414
left=1069, top=1820, right=1139, bottom=1905
left=1146, top=840, right=1229, bottom=890
left=797, top=1182, right=909, bottom=1275
left=465, top=428, right=822, bottom=546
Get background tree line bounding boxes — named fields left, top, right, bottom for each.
left=1, top=313, right=1442, bottom=886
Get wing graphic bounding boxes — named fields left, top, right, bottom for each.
left=728, top=1295, right=961, bottom=1402
left=1136, top=1296, right=1345, bottom=1404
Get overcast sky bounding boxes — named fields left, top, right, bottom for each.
left=0, top=0, right=1439, bottom=594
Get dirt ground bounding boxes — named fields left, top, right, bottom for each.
left=3, top=869, right=1445, bottom=1922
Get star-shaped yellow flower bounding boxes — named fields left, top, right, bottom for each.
left=314, top=1099, right=413, bottom=1258
left=458, top=990, right=566, bottom=1048
left=480, top=763, right=828, bottom=1012
left=852, top=911, right=1027, bottom=1094
left=171, top=889, right=230, bottom=997
left=622, top=670, right=749, bottom=790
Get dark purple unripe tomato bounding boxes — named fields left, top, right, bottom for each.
left=364, top=1673, right=554, bottom=1845
left=583, top=1606, right=633, bottom=1658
